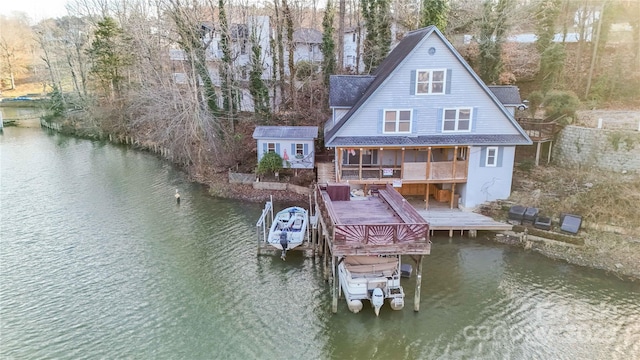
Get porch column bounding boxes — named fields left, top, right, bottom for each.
left=547, top=141, right=553, bottom=164
left=425, top=182, right=430, bottom=210
left=401, top=148, right=405, bottom=180
left=450, top=183, right=457, bottom=209
left=337, top=148, right=343, bottom=182
left=453, top=146, right=458, bottom=179
left=378, top=148, right=383, bottom=179
left=359, top=148, right=363, bottom=180
left=535, top=142, right=542, bottom=166
left=426, top=147, right=432, bottom=180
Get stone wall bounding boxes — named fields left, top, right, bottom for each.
left=553, top=126, right=640, bottom=172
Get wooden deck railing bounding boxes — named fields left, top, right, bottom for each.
left=340, top=161, right=468, bottom=182
left=517, top=118, right=559, bottom=141
left=315, top=184, right=430, bottom=255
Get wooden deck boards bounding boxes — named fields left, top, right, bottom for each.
left=330, top=198, right=401, bottom=224
left=414, top=208, right=513, bottom=231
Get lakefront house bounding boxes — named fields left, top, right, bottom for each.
left=324, top=26, right=532, bottom=209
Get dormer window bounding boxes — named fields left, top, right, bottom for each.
left=416, top=69, right=446, bottom=94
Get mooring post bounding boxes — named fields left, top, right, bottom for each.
left=257, top=223, right=261, bottom=255
left=323, top=230, right=329, bottom=281
left=332, top=256, right=339, bottom=313
left=414, top=255, right=423, bottom=312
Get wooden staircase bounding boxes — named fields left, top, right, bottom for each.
left=316, top=162, right=336, bottom=184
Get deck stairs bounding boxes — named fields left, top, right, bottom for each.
left=316, top=162, right=336, bottom=184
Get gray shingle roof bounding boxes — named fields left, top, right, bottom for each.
left=293, top=28, right=323, bottom=44
left=330, top=134, right=532, bottom=147
left=329, top=75, right=376, bottom=107
left=488, top=85, right=523, bottom=105
left=324, top=26, right=532, bottom=147
left=324, top=27, right=435, bottom=141
left=252, top=126, right=319, bottom=140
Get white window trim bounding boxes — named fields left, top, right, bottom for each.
left=383, top=109, right=413, bottom=134
left=442, top=107, right=473, bottom=133
left=486, top=146, right=498, bottom=167
left=267, top=142, right=276, bottom=153
left=415, top=68, right=447, bottom=95
left=295, top=143, right=304, bottom=156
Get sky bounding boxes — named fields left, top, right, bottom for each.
left=0, top=0, right=69, bottom=22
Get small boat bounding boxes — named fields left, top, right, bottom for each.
left=338, top=255, right=405, bottom=316
left=268, top=206, right=308, bottom=259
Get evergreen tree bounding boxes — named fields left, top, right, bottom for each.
left=321, top=0, right=337, bottom=86
left=420, top=0, right=449, bottom=30
left=167, top=5, right=219, bottom=115
left=86, top=16, right=133, bottom=99
left=361, top=0, right=391, bottom=73
left=283, top=0, right=296, bottom=109
left=218, top=0, right=238, bottom=125
left=249, top=32, right=270, bottom=119
left=535, top=0, right=564, bottom=93
left=478, top=0, right=512, bottom=84
left=376, top=0, right=391, bottom=63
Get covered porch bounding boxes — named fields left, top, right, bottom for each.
left=335, top=146, right=469, bottom=209
left=336, top=146, right=469, bottom=183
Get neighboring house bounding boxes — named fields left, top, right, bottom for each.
left=170, top=17, right=327, bottom=112
left=343, top=27, right=364, bottom=73
left=290, top=28, right=323, bottom=66
left=488, top=85, right=528, bottom=116
left=324, top=26, right=532, bottom=209
left=342, top=23, right=406, bottom=74
left=253, top=126, right=319, bottom=170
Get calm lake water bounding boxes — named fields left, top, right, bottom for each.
left=1, top=121, right=639, bottom=359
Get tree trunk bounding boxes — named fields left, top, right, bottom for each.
left=338, top=0, right=345, bottom=71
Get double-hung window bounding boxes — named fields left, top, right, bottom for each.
left=442, top=108, right=472, bottom=132
left=267, top=142, right=276, bottom=153
left=295, top=143, right=304, bottom=158
left=384, top=110, right=412, bottom=133
left=486, top=147, right=498, bottom=167
left=416, top=69, right=446, bottom=94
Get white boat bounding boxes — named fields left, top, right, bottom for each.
left=338, top=255, right=405, bottom=316
left=267, top=206, right=308, bottom=259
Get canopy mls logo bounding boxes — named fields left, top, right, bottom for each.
left=461, top=301, right=636, bottom=346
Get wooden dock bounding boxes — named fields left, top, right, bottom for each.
left=255, top=184, right=511, bottom=315
left=411, top=203, right=512, bottom=237
left=314, top=183, right=431, bottom=313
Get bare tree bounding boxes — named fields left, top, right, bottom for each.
left=0, top=15, right=34, bottom=90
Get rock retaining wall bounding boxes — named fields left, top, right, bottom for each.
left=553, top=125, right=640, bottom=172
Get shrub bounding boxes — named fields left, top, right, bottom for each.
left=542, top=90, right=580, bottom=124
left=256, top=152, right=286, bottom=175
left=526, top=90, right=544, bottom=117
left=295, top=60, right=318, bottom=80
left=517, top=159, right=535, bottom=172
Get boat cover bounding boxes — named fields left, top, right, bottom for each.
left=344, top=256, right=398, bottom=275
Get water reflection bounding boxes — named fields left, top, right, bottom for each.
left=1, top=127, right=638, bottom=359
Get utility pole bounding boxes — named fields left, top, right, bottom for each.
left=585, top=0, right=606, bottom=98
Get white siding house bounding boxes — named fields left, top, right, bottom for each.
left=253, top=126, right=319, bottom=170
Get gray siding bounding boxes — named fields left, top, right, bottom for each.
left=256, top=139, right=315, bottom=169
left=335, top=35, right=520, bottom=140
left=462, top=146, right=515, bottom=208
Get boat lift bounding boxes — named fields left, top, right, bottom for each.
left=255, top=195, right=319, bottom=257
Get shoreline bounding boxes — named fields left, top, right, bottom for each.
left=491, top=229, right=640, bottom=281
left=186, top=162, right=640, bottom=282
left=42, top=124, right=640, bottom=283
